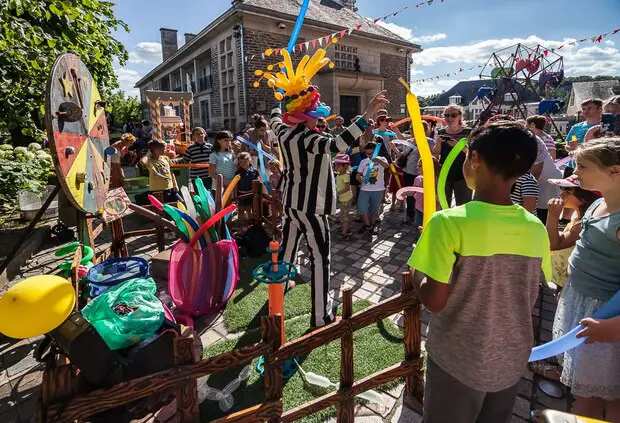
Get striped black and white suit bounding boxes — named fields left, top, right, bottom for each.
left=270, top=106, right=369, bottom=326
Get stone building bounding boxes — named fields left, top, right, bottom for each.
left=134, top=0, right=420, bottom=133
left=566, top=80, right=620, bottom=115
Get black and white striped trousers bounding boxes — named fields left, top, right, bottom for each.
left=279, top=207, right=334, bottom=327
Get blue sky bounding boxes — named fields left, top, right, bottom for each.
left=112, top=0, right=620, bottom=97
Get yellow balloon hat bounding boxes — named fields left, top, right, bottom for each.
left=0, top=275, right=76, bottom=339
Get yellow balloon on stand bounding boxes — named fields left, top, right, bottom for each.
left=0, top=275, right=76, bottom=339
left=399, top=78, right=437, bottom=227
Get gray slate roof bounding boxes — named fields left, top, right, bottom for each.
left=237, top=0, right=417, bottom=47
left=567, top=80, right=620, bottom=115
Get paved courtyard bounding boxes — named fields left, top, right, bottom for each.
left=0, top=207, right=569, bottom=422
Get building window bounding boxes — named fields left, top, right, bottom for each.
left=504, top=92, right=516, bottom=103
left=219, top=35, right=237, bottom=131
left=449, top=95, right=462, bottom=105
left=201, top=100, right=210, bottom=129
left=333, top=45, right=358, bottom=72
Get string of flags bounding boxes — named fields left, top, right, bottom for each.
left=244, top=1, right=446, bottom=62
left=411, top=26, right=620, bottom=84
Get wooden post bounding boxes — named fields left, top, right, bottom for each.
left=261, top=315, right=283, bottom=423
left=252, top=180, right=262, bottom=225
left=111, top=219, right=128, bottom=257
left=153, top=191, right=166, bottom=252
left=173, top=334, right=199, bottom=423
left=337, top=289, right=354, bottom=423
left=402, top=272, right=424, bottom=407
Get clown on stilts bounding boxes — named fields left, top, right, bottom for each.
left=254, top=45, right=389, bottom=327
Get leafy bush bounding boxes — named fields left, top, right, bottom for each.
left=0, top=143, right=52, bottom=209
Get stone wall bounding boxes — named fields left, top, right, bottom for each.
left=210, top=45, right=222, bottom=124
left=242, top=27, right=306, bottom=117
left=380, top=53, right=409, bottom=118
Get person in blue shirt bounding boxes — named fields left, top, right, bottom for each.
left=564, top=98, right=602, bottom=177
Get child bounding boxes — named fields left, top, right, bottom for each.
left=552, top=137, right=620, bottom=421
left=577, top=315, right=620, bottom=344
left=546, top=175, right=600, bottom=294
left=333, top=154, right=353, bottom=240
left=510, top=171, right=539, bottom=215
left=356, top=141, right=389, bottom=234
left=412, top=157, right=441, bottom=241
left=173, top=126, right=213, bottom=189
left=235, top=152, right=259, bottom=224
left=268, top=160, right=283, bottom=221
left=140, top=139, right=182, bottom=202
left=408, top=122, right=550, bottom=423
left=209, top=131, right=237, bottom=187
left=388, top=162, right=405, bottom=212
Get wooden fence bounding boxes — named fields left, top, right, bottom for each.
left=40, top=272, right=423, bottom=423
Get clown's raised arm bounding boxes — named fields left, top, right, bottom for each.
left=269, top=104, right=369, bottom=155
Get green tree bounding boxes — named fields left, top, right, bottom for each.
left=0, top=0, right=129, bottom=144
left=418, top=93, right=442, bottom=108
left=106, top=90, right=143, bottom=131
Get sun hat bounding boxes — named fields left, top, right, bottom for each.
left=333, top=154, right=351, bottom=165
left=548, top=174, right=579, bottom=188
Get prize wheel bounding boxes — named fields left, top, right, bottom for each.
left=44, top=53, right=111, bottom=214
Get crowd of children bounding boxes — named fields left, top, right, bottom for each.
left=116, top=90, right=620, bottom=422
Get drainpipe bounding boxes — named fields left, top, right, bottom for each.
left=237, top=22, right=248, bottom=123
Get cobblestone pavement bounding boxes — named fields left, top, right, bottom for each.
left=0, top=208, right=569, bottom=422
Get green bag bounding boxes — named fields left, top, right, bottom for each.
left=82, top=277, right=164, bottom=350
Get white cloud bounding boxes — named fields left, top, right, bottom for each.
left=411, top=33, right=447, bottom=44
left=115, top=68, right=142, bottom=97
left=605, top=39, right=615, bottom=46
left=376, top=21, right=446, bottom=45
left=128, top=42, right=162, bottom=64
left=411, top=76, right=480, bottom=97
left=411, top=68, right=424, bottom=75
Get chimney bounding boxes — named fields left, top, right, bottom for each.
left=184, top=33, right=197, bottom=45
left=160, top=28, right=178, bottom=62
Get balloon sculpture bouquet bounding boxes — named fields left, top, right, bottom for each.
left=253, top=42, right=337, bottom=126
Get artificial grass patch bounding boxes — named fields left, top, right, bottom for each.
left=201, top=301, right=405, bottom=423
left=223, top=254, right=309, bottom=333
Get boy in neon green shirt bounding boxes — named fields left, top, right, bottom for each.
left=408, top=122, right=552, bottom=423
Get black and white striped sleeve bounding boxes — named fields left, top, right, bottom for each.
left=521, top=174, right=540, bottom=199
left=304, top=118, right=368, bottom=154
left=270, top=105, right=288, bottom=138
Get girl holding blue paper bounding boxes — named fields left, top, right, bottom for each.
left=551, top=137, right=620, bottom=420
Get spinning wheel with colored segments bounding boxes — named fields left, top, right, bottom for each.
left=44, top=53, right=111, bottom=214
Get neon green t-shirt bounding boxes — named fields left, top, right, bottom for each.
left=408, top=201, right=551, bottom=392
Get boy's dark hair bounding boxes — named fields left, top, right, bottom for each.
left=142, top=120, right=150, bottom=126
left=468, top=122, right=538, bottom=180
left=526, top=115, right=547, bottom=130
left=581, top=98, right=603, bottom=109
left=364, top=141, right=377, bottom=150
left=148, top=139, right=167, bottom=150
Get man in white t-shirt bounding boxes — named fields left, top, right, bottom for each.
left=356, top=141, right=389, bottom=234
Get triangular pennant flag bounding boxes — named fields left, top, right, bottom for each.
left=305, top=41, right=310, bottom=50
left=569, top=41, right=577, bottom=46
left=261, top=53, right=265, bottom=59
left=318, top=37, right=324, bottom=46
left=356, top=24, right=362, bottom=30
left=591, top=36, right=597, bottom=42
left=579, top=38, right=587, bottom=42
left=324, top=35, right=331, bottom=44
left=291, top=45, right=296, bottom=53
left=275, top=49, right=280, bottom=56
left=373, top=18, right=380, bottom=23
left=543, top=50, right=548, bottom=56
left=612, top=29, right=620, bottom=35
left=340, top=29, right=346, bottom=38
left=348, top=28, right=354, bottom=35
left=557, top=45, right=564, bottom=50
left=312, top=39, right=317, bottom=48
left=596, top=35, right=603, bottom=43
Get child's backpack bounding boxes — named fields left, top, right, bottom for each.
left=235, top=224, right=270, bottom=258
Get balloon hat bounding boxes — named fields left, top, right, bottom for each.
left=253, top=41, right=338, bottom=125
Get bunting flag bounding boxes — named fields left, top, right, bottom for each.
left=244, top=3, right=430, bottom=62
left=411, top=26, right=620, bottom=84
